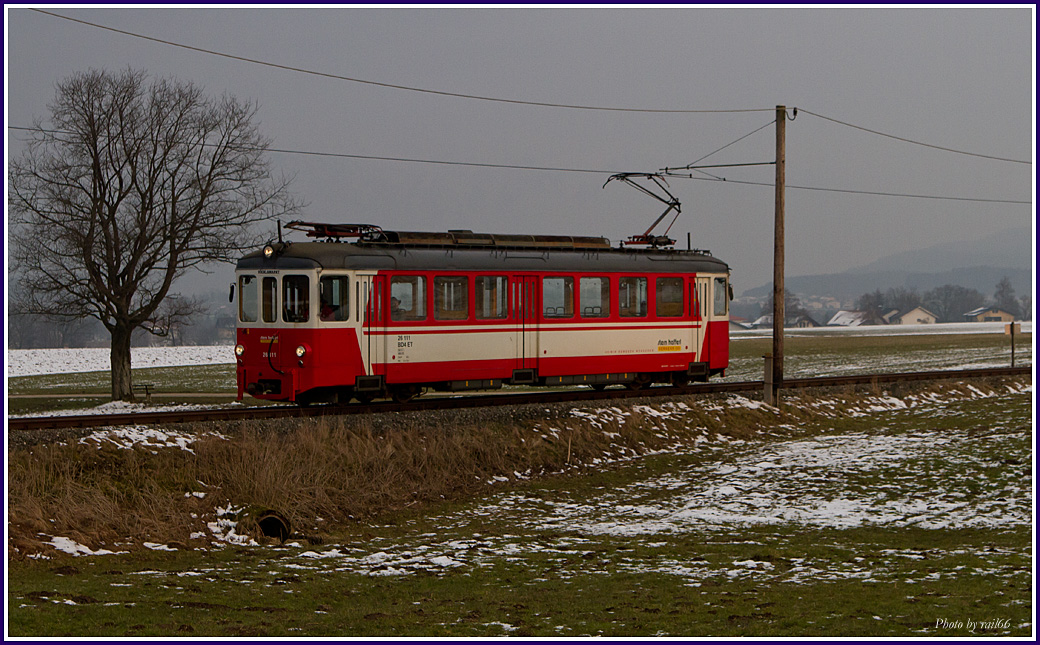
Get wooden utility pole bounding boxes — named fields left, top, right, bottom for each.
left=770, top=105, right=787, bottom=405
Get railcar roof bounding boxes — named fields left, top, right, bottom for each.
left=237, top=240, right=729, bottom=274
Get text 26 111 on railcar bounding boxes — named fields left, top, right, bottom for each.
left=232, top=222, right=731, bottom=405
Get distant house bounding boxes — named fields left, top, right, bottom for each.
left=790, top=314, right=821, bottom=328
left=752, top=314, right=820, bottom=329
left=881, top=308, right=901, bottom=324
left=729, top=316, right=753, bottom=331
left=964, top=307, right=1016, bottom=323
left=827, top=310, right=881, bottom=326
left=890, top=306, right=937, bottom=325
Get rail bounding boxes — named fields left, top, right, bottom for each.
left=6, top=366, right=1031, bottom=432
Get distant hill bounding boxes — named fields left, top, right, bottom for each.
left=741, top=227, right=1033, bottom=301
left=852, top=226, right=1032, bottom=274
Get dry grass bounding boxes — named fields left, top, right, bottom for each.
left=7, top=378, right=1026, bottom=558
left=7, top=439, right=211, bottom=554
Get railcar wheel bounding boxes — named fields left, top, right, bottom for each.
left=336, top=387, right=354, bottom=405
left=626, top=374, right=652, bottom=390
left=390, top=385, right=421, bottom=404
left=590, top=384, right=608, bottom=392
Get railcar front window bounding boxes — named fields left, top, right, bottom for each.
left=239, top=275, right=258, bottom=323
left=262, top=277, right=277, bottom=323
left=319, top=275, right=349, bottom=322
left=656, top=278, right=684, bottom=317
left=542, top=276, right=574, bottom=318
left=434, top=276, right=468, bottom=321
left=619, top=277, right=648, bottom=318
left=714, top=277, right=729, bottom=316
left=580, top=277, right=610, bottom=318
left=476, top=276, right=508, bottom=319
left=283, top=275, right=310, bottom=323
left=391, top=276, right=427, bottom=321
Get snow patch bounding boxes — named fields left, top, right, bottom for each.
left=78, top=426, right=221, bottom=453
left=44, top=536, right=122, bottom=557
left=7, top=345, right=234, bottom=377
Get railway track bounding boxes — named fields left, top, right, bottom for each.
left=7, top=366, right=1031, bottom=432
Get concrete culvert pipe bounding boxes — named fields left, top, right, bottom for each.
left=256, top=510, right=291, bottom=542
left=237, top=506, right=292, bottom=543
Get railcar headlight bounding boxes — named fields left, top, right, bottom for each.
left=295, top=345, right=307, bottom=358
left=263, top=245, right=275, bottom=258
left=235, top=344, right=245, bottom=357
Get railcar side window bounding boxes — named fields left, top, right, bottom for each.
left=656, top=278, right=684, bottom=317
left=475, top=276, right=508, bottom=319
left=580, top=277, right=610, bottom=318
left=542, top=276, right=574, bottom=318
left=619, top=277, right=648, bottom=318
left=239, top=275, right=258, bottom=323
left=391, top=276, right=427, bottom=321
left=434, top=276, right=468, bottom=321
left=319, top=275, right=349, bottom=322
left=282, top=275, right=310, bottom=323
left=262, top=277, right=277, bottom=323
left=714, top=277, right=729, bottom=316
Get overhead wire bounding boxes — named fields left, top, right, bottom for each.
left=671, top=174, right=1030, bottom=205
left=799, top=109, right=1030, bottom=165
left=31, top=9, right=1031, bottom=171
left=30, top=8, right=771, bottom=115
left=8, top=124, right=618, bottom=174
left=10, top=125, right=1028, bottom=205
left=33, top=9, right=1030, bottom=166
left=661, top=118, right=777, bottom=181
left=673, top=119, right=777, bottom=169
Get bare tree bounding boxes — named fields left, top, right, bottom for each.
left=884, top=286, right=922, bottom=314
left=855, top=289, right=885, bottom=314
left=760, top=288, right=807, bottom=320
left=9, top=68, right=299, bottom=400
left=993, top=276, right=1021, bottom=319
left=923, top=284, right=986, bottom=323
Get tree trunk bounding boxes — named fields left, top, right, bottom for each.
left=111, top=323, right=134, bottom=401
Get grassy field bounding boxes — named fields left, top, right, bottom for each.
left=7, top=525, right=1032, bottom=637
left=7, top=363, right=237, bottom=403
left=6, top=373, right=1034, bottom=637
left=725, top=331, right=1029, bottom=380
left=5, top=331, right=1029, bottom=416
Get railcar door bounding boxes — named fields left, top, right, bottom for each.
left=692, top=276, right=711, bottom=363
left=357, top=272, right=388, bottom=378
left=512, top=275, right=538, bottom=379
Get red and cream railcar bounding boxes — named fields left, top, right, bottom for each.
left=233, top=224, right=731, bottom=405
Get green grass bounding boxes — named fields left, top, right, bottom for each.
left=6, top=332, right=1029, bottom=414
left=6, top=364, right=239, bottom=414
left=726, top=331, right=1030, bottom=380
left=7, top=525, right=1032, bottom=637
left=7, top=364, right=237, bottom=396
left=6, top=382, right=1033, bottom=637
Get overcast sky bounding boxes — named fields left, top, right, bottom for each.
left=5, top=5, right=1035, bottom=297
